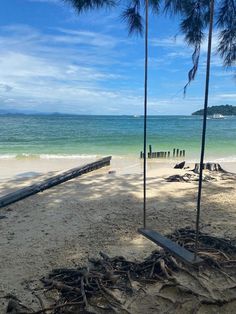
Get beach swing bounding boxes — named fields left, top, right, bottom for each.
left=138, top=0, right=215, bottom=265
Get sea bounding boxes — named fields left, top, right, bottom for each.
left=0, top=114, right=236, bottom=162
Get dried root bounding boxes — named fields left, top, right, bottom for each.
left=6, top=227, right=236, bottom=313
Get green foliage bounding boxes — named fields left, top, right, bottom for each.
left=192, top=104, right=236, bottom=115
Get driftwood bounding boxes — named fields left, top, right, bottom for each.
left=0, top=156, right=112, bottom=209
left=193, top=163, right=225, bottom=173
left=167, top=161, right=236, bottom=183
left=166, top=174, right=188, bottom=182
left=6, top=228, right=236, bottom=314
left=166, top=173, right=215, bottom=183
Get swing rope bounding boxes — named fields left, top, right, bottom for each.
left=194, top=0, right=215, bottom=260
left=143, top=0, right=149, bottom=229
left=142, top=0, right=214, bottom=263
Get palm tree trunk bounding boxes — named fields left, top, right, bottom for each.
left=194, top=0, right=215, bottom=260
left=143, top=0, right=149, bottom=229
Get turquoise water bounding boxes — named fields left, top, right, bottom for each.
left=0, top=115, right=235, bottom=161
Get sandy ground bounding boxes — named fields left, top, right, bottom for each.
left=0, top=158, right=236, bottom=313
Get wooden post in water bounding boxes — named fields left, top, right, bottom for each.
left=149, top=145, right=152, bottom=158
left=176, top=149, right=179, bottom=157
left=164, top=152, right=167, bottom=158
left=180, top=150, right=182, bottom=157
left=173, top=148, right=176, bottom=157
left=168, top=151, right=170, bottom=158
left=183, top=150, right=185, bottom=157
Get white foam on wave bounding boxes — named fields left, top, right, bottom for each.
left=0, top=153, right=236, bottom=162
left=39, top=154, right=98, bottom=160
left=0, top=154, right=17, bottom=159
left=0, top=153, right=99, bottom=160
left=213, top=156, right=236, bottom=163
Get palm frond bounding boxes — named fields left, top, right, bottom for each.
left=216, top=0, right=236, bottom=27
left=63, top=0, right=116, bottom=13
left=163, top=0, right=185, bottom=15
left=218, top=29, right=236, bottom=67
left=121, top=2, right=143, bottom=35
left=216, top=0, right=236, bottom=67
left=183, top=45, right=201, bottom=94
left=149, top=0, right=161, bottom=13
left=180, top=1, right=209, bottom=93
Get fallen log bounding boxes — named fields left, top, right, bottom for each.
left=0, top=156, right=112, bottom=209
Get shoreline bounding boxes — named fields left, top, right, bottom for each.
left=0, top=155, right=236, bottom=198
left=1, top=155, right=236, bottom=181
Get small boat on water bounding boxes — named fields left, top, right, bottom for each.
left=212, top=114, right=225, bottom=119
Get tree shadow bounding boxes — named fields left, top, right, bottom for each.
left=0, top=167, right=235, bottom=312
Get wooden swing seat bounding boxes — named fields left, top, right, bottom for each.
left=138, top=228, right=203, bottom=265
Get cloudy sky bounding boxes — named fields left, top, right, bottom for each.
left=0, top=0, right=235, bottom=115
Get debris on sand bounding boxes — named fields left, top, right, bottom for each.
left=174, top=161, right=185, bottom=169
left=6, top=228, right=236, bottom=314
left=166, top=163, right=236, bottom=183
left=166, top=173, right=216, bottom=182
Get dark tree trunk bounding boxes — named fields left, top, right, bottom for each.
left=193, top=163, right=225, bottom=173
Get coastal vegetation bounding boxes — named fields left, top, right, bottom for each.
left=192, top=104, right=236, bottom=115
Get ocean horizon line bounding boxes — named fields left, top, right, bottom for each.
left=0, top=112, right=196, bottom=117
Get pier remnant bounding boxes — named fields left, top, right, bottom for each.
left=140, top=146, right=186, bottom=159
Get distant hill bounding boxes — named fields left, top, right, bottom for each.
left=0, top=109, right=22, bottom=115
left=192, top=105, right=236, bottom=116
left=0, top=109, right=67, bottom=116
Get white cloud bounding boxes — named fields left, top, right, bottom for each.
left=0, top=23, right=235, bottom=115
left=54, top=28, right=120, bottom=48
left=150, top=35, right=185, bottom=48
left=150, top=34, right=222, bottom=65
left=218, top=93, right=236, bottom=99
left=0, top=24, right=131, bottom=113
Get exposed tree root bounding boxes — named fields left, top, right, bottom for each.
left=6, top=227, right=236, bottom=314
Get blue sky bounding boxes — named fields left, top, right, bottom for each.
left=0, top=0, right=235, bottom=115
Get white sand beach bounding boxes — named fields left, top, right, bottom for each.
left=0, top=157, right=236, bottom=313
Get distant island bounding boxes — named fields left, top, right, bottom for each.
left=192, top=105, right=236, bottom=116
